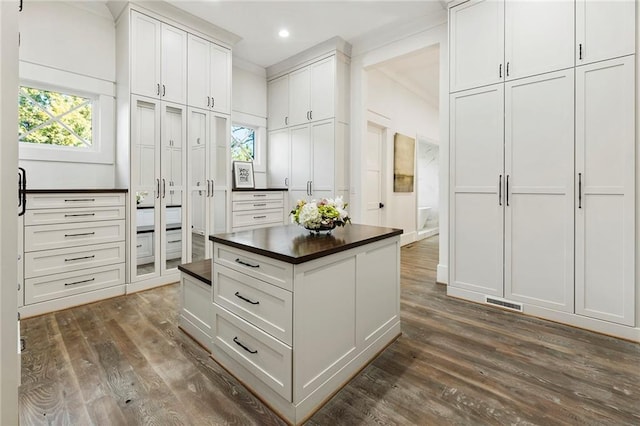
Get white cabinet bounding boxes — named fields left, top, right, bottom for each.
left=186, top=107, right=230, bottom=262
left=187, top=34, right=231, bottom=113
left=576, top=0, right=636, bottom=66
left=288, top=57, right=335, bottom=126
left=449, top=0, right=574, bottom=92
left=267, top=128, right=290, bottom=188
left=575, top=56, right=635, bottom=326
left=267, top=76, right=289, bottom=130
left=131, top=11, right=187, bottom=104
left=231, top=191, right=286, bottom=232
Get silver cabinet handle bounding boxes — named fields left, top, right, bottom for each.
left=309, top=181, right=313, bottom=195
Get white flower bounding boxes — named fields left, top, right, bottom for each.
left=299, top=202, right=322, bottom=228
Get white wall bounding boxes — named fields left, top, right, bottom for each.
left=232, top=58, right=268, bottom=188
left=18, top=1, right=116, bottom=189
left=366, top=69, right=439, bottom=242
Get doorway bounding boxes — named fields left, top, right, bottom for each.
left=416, top=135, right=439, bottom=239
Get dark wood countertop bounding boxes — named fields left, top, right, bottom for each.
left=177, top=259, right=211, bottom=286
left=210, top=224, right=403, bottom=265
left=232, top=188, right=288, bottom=192
left=26, top=188, right=128, bottom=193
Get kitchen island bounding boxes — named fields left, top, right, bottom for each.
left=209, top=224, right=403, bottom=425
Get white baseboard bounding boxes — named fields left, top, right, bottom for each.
left=400, top=231, right=417, bottom=246
left=127, top=272, right=180, bottom=293
left=19, top=284, right=126, bottom=319
left=436, top=264, right=448, bottom=284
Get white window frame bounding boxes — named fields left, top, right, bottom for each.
left=19, top=61, right=115, bottom=164
left=231, top=111, right=266, bottom=173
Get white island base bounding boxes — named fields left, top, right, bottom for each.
left=209, top=225, right=402, bottom=425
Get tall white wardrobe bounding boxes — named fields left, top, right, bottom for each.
left=448, top=0, right=637, bottom=340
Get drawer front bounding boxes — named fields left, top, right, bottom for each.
left=25, top=263, right=125, bottom=304
left=232, top=209, right=284, bottom=228
left=25, top=206, right=125, bottom=226
left=25, top=241, right=125, bottom=279
left=213, top=305, right=292, bottom=401
left=27, top=193, right=125, bottom=209
left=25, top=220, right=125, bottom=252
left=232, top=200, right=284, bottom=212
left=232, top=192, right=284, bottom=202
left=214, top=264, right=292, bottom=345
left=136, top=233, right=153, bottom=258
left=214, top=244, right=293, bottom=291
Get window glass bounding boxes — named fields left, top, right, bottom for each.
left=231, top=125, right=255, bottom=161
left=18, top=86, right=92, bottom=148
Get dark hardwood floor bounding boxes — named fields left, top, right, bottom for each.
left=20, top=236, right=640, bottom=425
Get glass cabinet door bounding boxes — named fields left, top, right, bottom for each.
left=187, top=108, right=209, bottom=262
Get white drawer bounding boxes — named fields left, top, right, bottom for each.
left=214, top=264, right=292, bottom=345
left=213, top=305, right=292, bottom=401
left=232, top=200, right=284, bottom=212
left=25, top=263, right=125, bottom=304
left=25, top=206, right=125, bottom=226
left=232, top=209, right=284, bottom=228
left=232, top=191, right=284, bottom=202
left=214, top=244, right=293, bottom=291
left=25, top=220, right=125, bottom=252
left=136, top=233, right=154, bottom=259
left=25, top=241, right=125, bottom=279
left=166, top=229, right=182, bottom=259
left=27, top=192, right=125, bottom=209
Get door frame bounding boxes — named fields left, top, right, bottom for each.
left=365, top=110, right=390, bottom=227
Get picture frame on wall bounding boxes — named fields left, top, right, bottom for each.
left=233, top=161, right=255, bottom=189
left=393, top=133, right=415, bottom=192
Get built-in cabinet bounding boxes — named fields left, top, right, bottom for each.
left=231, top=190, right=287, bottom=232
left=448, top=0, right=637, bottom=338
left=187, top=34, right=231, bottom=114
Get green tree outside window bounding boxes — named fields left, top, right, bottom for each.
left=231, top=125, right=255, bottom=161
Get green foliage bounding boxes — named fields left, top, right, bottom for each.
left=231, top=125, right=254, bottom=161
left=18, top=86, right=92, bottom=147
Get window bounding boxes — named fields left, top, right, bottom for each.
left=19, top=86, right=93, bottom=148
left=231, top=125, right=255, bottom=161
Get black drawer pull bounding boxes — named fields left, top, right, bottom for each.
left=64, top=198, right=95, bottom=202
left=65, top=278, right=95, bottom=287
left=253, top=215, right=267, bottom=219
left=64, top=232, right=95, bottom=237
left=65, top=213, right=96, bottom=217
left=136, top=244, right=142, bottom=248
left=235, top=258, right=259, bottom=268
left=168, top=240, right=181, bottom=243
left=235, top=291, right=260, bottom=305
left=233, top=336, right=257, bottom=354
left=253, top=194, right=267, bottom=197
left=253, top=203, right=267, bottom=207
left=64, top=255, right=96, bottom=262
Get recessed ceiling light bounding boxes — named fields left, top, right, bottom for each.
left=278, top=29, right=290, bottom=38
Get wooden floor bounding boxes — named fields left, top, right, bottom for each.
left=19, top=236, right=640, bottom=425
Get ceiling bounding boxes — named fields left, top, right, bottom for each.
left=167, top=1, right=446, bottom=69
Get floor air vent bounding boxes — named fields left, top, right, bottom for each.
left=485, top=296, right=523, bottom=312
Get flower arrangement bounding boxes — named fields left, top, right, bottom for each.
left=290, top=196, right=351, bottom=232
left=136, top=191, right=149, bottom=205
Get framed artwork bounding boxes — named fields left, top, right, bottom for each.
left=393, top=133, right=415, bottom=192
left=233, top=161, right=255, bottom=189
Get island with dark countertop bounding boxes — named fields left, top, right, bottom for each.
left=208, top=223, right=403, bottom=425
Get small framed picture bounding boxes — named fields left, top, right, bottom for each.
left=233, top=161, right=255, bottom=189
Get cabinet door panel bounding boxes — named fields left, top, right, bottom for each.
left=504, top=71, right=574, bottom=311
left=210, top=44, right=231, bottom=114
left=288, top=67, right=310, bottom=126
left=289, top=126, right=311, bottom=192
left=267, top=76, right=289, bottom=130
left=575, top=57, right=635, bottom=325
left=310, top=57, right=334, bottom=122
left=267, top=129, right=290, bottom=188
left=131, top=11, right=161, bottom=99
left=311, top=120, right=334, bottom=193
left=449, top=85, right=504, bottom=296
left=161, top=24, right=187, bottom=104
left=187, top=35, right=211, bottom=109
left=449, top=0, right=504, bottom=92
left=187, top=108, right=209, bottom=261
left=505, top=0, right=574, bottom=80
left=576, top=0, right=636, bottom=66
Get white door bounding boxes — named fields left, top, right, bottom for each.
left=210, top=114, right=230, bottom=233
left=289, top=125, right=311, bottom=206
left=160, top=23, right=187, bottom=104
left=449, top=0, right=504, bottom=92
left=363, top=122, right=384, bottom=226
left=309, top=57, right=334, bottom=122
left=268, top=75, right=289, bottom=130
left=187, top=35, right=211, bottom=109
left=288, top=67, right=311, bottom=126
left=210, top=43, right=231, bottom=114
left=131, top=11, right=161, bottom=99
left=187, top=107, right=209, bottom=261
left=505, top=0, right=574, bottom=81
left=575, top=0, right=636, bottom=66
left=575, top=57, right=635, bottom=325
left=449, top=84, right=505, bottom=297
left=267, top=129, right=290, bottom=188
left=504, top=70, right=574, bottom=312
left=310, top=120, right=334, bottom=195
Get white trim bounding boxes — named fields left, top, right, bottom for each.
left=20, top=61, right=115, bottom=96
left=437, top=264, right=448, bottom=284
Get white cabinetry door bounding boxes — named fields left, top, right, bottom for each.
left=289, top=125, right=312, bottom=206
left=187, top=35, right=211, bottom=110
left=450, top=84, right=505, bottom=297
left=267, top=128, right=290, bottom=188
left=268, top=75, right=289, bottom=130
left=131, top=11, right=161, bottom=99
left=576, top=0, right=636, bottom=66
left=161, top=24, right=187, bottom=104
left=288, top=67, right=311, bottom=126
left=187, top=107, right=211, bottom=262
left=309, top=57, right=335, bottom=123
left=505, top=0, right=574, bottom=81
left=575, top=57, right=635, bottom=326
left=210, top=43, right=231, bottom=114
left=504, top=70, right=574, bottom=312
left=310, top=120, right=334, bottom=195
left=449, top=0, right=504, bottom=92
